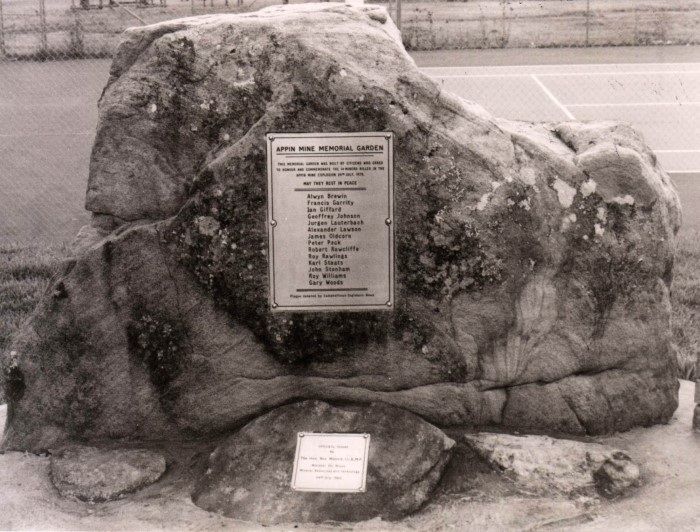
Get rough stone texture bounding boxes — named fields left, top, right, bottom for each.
left=464, top=433, right=640, bottom=499
left=695, top=379, right=700, bottom=432
left=192, top=400, right=455, bottom=524
left=592, top=452, right=641, bottom=499
left=2, top=3, right=681, bottom=452
left=50, top=445, right=166, bottom=502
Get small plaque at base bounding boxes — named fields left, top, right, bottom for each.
left=291, top=432, right=370, bottom=492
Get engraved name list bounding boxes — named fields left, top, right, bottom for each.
left=267, top=133, right=395, bottom=312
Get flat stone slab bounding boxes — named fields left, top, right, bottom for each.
left=464, top=433, right=640, bottom=499
left=50, top=445, right=166, bottom=502
left=192, top=400, right=455, bottom=524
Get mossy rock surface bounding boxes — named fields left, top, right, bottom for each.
left=2, top=4, right=681, bottom=453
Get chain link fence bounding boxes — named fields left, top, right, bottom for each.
left=401, top=0, right=700, bottom=50
left=0, top=0, right=255, bottom=60
left=0, top=0, right=698, bottom=60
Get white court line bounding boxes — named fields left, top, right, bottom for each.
left=567, top=102, right=700, bottom=108
left=655, top=150, right=700, bottom=154
left=430, top=70, right=700, bottom=79
left=422, top=62, right=700, bottom=70
left=530, top=75, right=576, bottom=120
left=435, top=73, right=535, bottom=79
left=0, top=132, right=93, bottom=137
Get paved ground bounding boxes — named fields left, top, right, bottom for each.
left=418, top=58, right=700, bottom=173
left=0, top=46, right=698, bottom=244
left=411, top=45, right=700, bottom=67
left=0, top=59, right=105, bottom=245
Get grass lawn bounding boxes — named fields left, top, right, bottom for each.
left=0, top=243, right=68, bottom=401
left=1, top=232, right=698, bottom=402
left=672, top=231, right=700, bottom=380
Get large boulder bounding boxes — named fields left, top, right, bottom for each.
left=2, top=3, right=681, bottom=452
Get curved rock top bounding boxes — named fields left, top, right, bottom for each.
left=2, top=3, right=682, bottom=452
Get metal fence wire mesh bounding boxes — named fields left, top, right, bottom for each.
left=2, top=0, right=699, bottom=61
left=0, top=0, right=699, bottom=244
left=1, top=0, right=250, bottom=60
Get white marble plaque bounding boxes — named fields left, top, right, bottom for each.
left=266, top=132, right=394, bottom=312
left=291, top=432, right=370, bottom=492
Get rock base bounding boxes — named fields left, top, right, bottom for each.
left=192, top=401, right=455, bottom=525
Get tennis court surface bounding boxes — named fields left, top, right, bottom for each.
left=421, top=62, right=700, bottom=174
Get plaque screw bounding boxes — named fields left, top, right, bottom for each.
left=299, top=432, right=304, bottom=438
left=269, top=135, right=275, bottom=141
left=272, top=303, right=278, bottom=309
left=385, top=218, right=392, bottom=225
left=364, top=434, right=369, bottom=438
left=386, top=301, right=392, bottom=307
left=384, top=134, right=391, bottom=139
left=270, top=219, right=277, bottom=227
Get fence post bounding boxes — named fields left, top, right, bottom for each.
left=111, top=0, right=147, bottom=24
left=0, top=0, right=6, bottom=58
left=585, top=0, right=590, bottom=47
left=39, top=0, right=48, bottom=53
left=396, top=0, right=401, bottom=31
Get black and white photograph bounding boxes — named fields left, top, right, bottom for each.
left=0, top=0, right=698, bottom=529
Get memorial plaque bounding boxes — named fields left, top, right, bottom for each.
left=291, top=432, right=371, bottom=492
left=266, top=132, right=394, bottom=312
